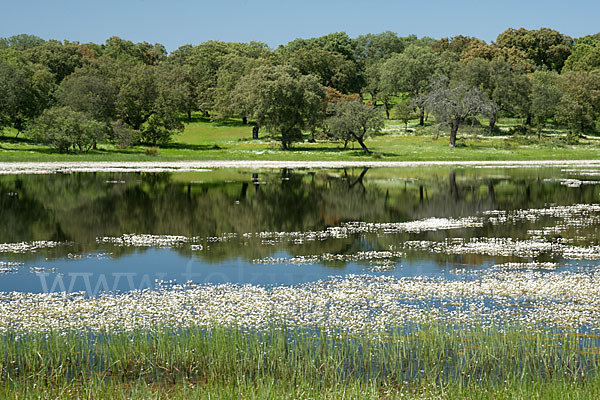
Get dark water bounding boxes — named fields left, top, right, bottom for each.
left=1, top=166, right=599, bottom=294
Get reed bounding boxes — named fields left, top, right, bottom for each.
left=2, top=323, right=600, bottom=398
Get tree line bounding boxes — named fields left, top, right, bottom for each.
left=1, top=28, right=600, bottom=152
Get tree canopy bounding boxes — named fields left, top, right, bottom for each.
left=280, top=48, right=363, bottom=94
left=562, top=37, right=600, bottom=72
left=0, top=58, right=52, bottom=133
left=231, top=65, right=325, bottom=149
left=556, top=70, right=600, bottom=134
left=530, top=70, right=561, bottom=138
left=496, top=27, right=574, bottom=71
left=381, top=45, right=441, bottom=124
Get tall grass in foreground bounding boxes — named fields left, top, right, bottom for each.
left=1, top=324, right=600, bottom=398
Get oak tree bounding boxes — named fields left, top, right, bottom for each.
left=231, top=65, right=325, bottom=149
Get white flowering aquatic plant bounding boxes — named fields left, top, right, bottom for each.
left=1, top=269, right=600, bottom=335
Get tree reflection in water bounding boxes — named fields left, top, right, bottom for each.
left=0, top=167, right=599, bottom=268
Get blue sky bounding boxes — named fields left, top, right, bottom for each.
left=2, top=0, right=598, bottom=51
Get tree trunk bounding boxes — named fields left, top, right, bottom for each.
left=488, top=112, right=497, bottom=135
left=449, top=118, right=459, bottom=147
left=449, top=170, right=459, bottom=200
left=419, top=106, right=425, bottom=126
left=187, top=109, right=192, bottom=121
left=349, top=167, right=370, bottom=189
left=488, top=180, right=495, bottom=203
left=356, top=137, right=370, bottom=154
left=252, top=125, right=259, bottom=140
left=526, top=114, right=532, bottom=126
left=242, top=116, right=248, bottom=125
left=383, top=101, right=390, bottom=119
left=14, top=117, right=23, bottom=134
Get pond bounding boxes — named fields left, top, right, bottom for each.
left=1, top=165, right=599, bottom=296
left=1, top=164, right=600, bottom=334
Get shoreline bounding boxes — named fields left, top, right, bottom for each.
left=1, top=159, right=600, bottom=174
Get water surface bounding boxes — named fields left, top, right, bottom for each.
left=1, top=166, right=599, bottom=294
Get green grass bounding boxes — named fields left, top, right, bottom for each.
left=1, top=116, right=599, bottom=162
left=2, top=324, right=600, bottom=398
left=5, top=377, right=600, bottom=399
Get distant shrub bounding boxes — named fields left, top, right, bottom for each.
left=145, top=146, right=159, bottom=156
left=110, top=120, right=140, bottom=148
left=315, top=131, right=332, bottom=141
left=139, top=114, right=182, bottom=145
left=507, top=125, right=530, bottom=135
left=25, top=107, right=106, bottom=152
left=546, top=132, right=579, bottom=146
left=566, top=131, right=580, bottom=144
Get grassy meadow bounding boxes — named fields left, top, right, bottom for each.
left=1, top=114, right=600, bottom=162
